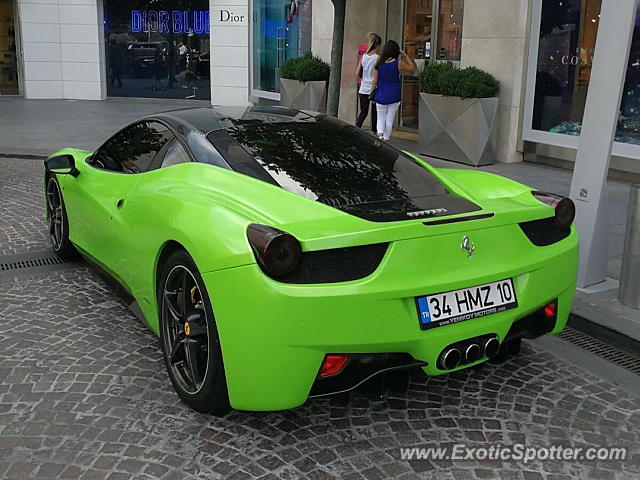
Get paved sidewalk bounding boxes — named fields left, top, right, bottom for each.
left=1, top=156, right=639, bottom=479
left=1, top=97, right=639, bottom=341
left=0, top=97, right=209, bottom=158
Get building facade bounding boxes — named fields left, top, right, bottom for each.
left=2, top=0, right=640, bottom=175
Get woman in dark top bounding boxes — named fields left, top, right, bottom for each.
left=371, top=40, right=417, bottom=140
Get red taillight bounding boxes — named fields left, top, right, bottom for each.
left=319, top=355, right=349, bottom=377
left=543, top=300, right=557, bottom=319
left=247, top=224, right=302, bottom=277
left=532, top=192, right=576, bottom=230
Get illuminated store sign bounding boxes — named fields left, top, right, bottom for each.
left=130, top=10, right=210, bottom=34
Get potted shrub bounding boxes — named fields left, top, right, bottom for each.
left=279, top=52, right=330, bottom=113
left=418, top=62, right=500, bottom=166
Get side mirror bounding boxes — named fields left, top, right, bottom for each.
left=45, top=154, right=79, bottom=177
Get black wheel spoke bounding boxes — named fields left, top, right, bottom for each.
left=49, top=217, right=61, bottom=247
left=163, top=290, right=182, bottom=323
left=180, top=269, right=189, bottom=316
left=54, top=221, right=61, bottom=245
left=46, top=191, right=55, bottom=211
left=47, top=185, right=59, bottom=211
left=184, top=339, right=203, bottom=387
left=180, top=360, right=194, bottom=384
left=169, top=335, right=186, bottom=364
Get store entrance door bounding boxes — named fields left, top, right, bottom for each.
left=0, top=0, right=20, bottom=95
left=386, top=0, right=464, bottom=130
left=400, top=0, right=432, bottom=129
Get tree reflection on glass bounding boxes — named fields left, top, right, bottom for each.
left=223, top=115, right=448, bottom=218
left=94, top=122, right=169, bottom=173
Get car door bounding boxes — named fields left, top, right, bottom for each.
left=115, top=137, right=196, bottom=300
left=65, top=121, right=173, bottom=287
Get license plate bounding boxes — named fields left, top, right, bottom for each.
left=415, top=279, right=518, bottom=330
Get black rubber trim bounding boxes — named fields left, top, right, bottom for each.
left=422, top=212, right=494, bottom=226
left=519, top=217, right=570, bottom=246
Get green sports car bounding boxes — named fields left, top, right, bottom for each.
left=44, top=106, right=578, bottom=412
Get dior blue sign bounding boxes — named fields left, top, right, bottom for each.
left=130, top=10, right=210, bottom=34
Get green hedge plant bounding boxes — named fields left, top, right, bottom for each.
left=420, top=62, right=500, bottom=98
left=279, top=52, right=330, bottom=83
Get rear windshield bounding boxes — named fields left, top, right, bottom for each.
left=208, top=118, right=448, bottom=212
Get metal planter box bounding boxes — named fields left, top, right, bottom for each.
left=279, top=78, right=327, bottom=113
left=418, top=93, right=499, bottom=166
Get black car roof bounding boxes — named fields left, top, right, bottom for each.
left=146, top=106, right=321, bottom=137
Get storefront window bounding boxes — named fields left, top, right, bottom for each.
left=617, top=9, right=640, bottom=145
left=252, top=0, right=312, bottom=95
left=103, top=0, right=211, bottom=100
left=531, top=0, right=601, bottom=136
left=0, top=0, right=19, bottom=95
left=437, top=0, right=463, bottom=61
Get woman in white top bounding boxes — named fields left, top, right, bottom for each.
left=356, top=33, right=382, bottom=134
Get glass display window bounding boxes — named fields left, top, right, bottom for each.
left=531, top=0, right=601, bottom=136
left=617, top=9, right=640, bottom=145
left=103, top=0, right=211, bottom=100
left=0, top=0, right=19, bottom=95
left=251, top=0, right=312, bottom=97
left=525, top=0, right=640, bottom=159
left=437, top=0, right=464, bottom=61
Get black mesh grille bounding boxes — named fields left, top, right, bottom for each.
left=0, top=256, right=67, bottom=272
left=519, top=217, right=570, bottom=246
left=276, top=243, right=389, bottom=284
left=557, top=327, right=640, bottom=374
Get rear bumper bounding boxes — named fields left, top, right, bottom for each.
left=308, top=353, right=428, bottom=398
left=203, top=229, right=578, bottom=411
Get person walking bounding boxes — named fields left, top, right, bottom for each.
left=372, top=40, right=417, bottom=141
left=355, top=33, right=382, bottom=134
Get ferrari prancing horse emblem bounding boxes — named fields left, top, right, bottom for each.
left=461, top=235, right=475, bottom=259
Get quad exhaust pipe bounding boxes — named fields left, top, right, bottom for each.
left=438, top=336, right=501, bottom=370
left=484, top=337, right=500, bottom=359
left=439, top=348, right=462, bottom=370
left=464, top=343, right=481, bottom=363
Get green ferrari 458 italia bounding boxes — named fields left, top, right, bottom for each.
left=44, top=106, right=578, bottom=412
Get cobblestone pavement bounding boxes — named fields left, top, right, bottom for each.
left=1, top=157, right=640, bottom=480
left=0, top=158, right=49, bottom=256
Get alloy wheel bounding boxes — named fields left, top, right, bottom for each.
left=161, top=265, right=210, bottom=394
left=46, top=178, right=64, bottom=251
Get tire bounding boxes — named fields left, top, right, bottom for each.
left=158, top=250, right=230, bottom=414
left=489, top=337, right=522, bottom=365
left=506, top=337, right=522, bottom=355
left=46, top=176, right=77, bottom=258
